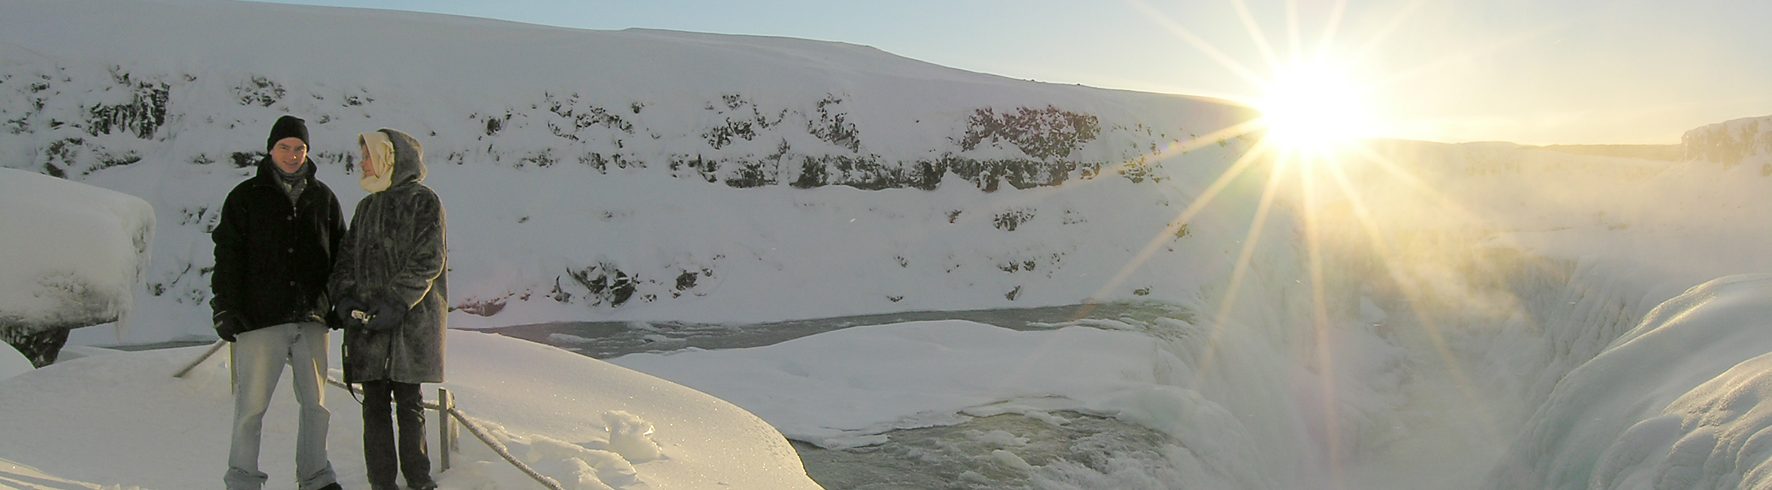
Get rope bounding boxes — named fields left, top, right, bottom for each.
left=179, top=334, right=566, bottom=488
left=171, top=339, right=227, bottom=378
left=447, top=406, right=566, bottom=490
left=324, top=376, right=565, bottom=490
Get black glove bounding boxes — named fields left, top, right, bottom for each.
left=365, top=296, right=407, bottom=332
left=213, top=311, right=244, bottom=342
left=333, top=297, right=368, bottom=329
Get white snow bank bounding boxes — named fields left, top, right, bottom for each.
left=0, top=345, right=30, bottom=382
left=0, top=330, right=818, bottom=489
left=613, top=320, right=1278, bottom=488
left=0, top=167, right=153, bottom=334
left=1487, top=274, right=1772, bottom=489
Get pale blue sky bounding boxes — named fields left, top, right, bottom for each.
left=257, top=0, right=1772, bottom=145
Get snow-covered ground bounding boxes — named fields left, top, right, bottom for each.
left=0, top=331, right=819, bottom=489
left=7, top=0, right=1772, bottom=488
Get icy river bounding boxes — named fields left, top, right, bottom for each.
left=492, top=304, right=1199, bottom=489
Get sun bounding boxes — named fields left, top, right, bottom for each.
left=1255, top=60, right=1381, bottom=158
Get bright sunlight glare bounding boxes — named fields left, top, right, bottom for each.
left=1255, top=61, right=1380, bottom=158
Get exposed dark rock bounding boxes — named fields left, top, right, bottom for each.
left=1, top=326, right=70, bottom=368
left=993, top=208, right=1034, bottom=231
left=235, top=75, right=284, bottom=107
left=1117, top=156, right=1165, bottom=184
left=230, top=152, right=259, bottom=168
left=567, top=263, right=639, bottom=307
left=960, top=106, right=1100, bottom=160
left=42, top=137, right=82, bottom=176
left=808, top=94, right=861, bottom=153
left=726, top=157, right=778, bottom=188
left=702, top=93, right=781, bottom=149
left=456, top=296, right=507, bottom=317
left=86, top=81, right=168, bottom=138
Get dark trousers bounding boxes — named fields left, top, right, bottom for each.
left=361, top=380, right=433, bottom=489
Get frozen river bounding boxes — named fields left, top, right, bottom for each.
left=491, top=303, right=1199, bottom=489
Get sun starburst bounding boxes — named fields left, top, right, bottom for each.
left=1256, top=59, right=1380, bottom=159
left=1111, top=1, right=1523, bottom=485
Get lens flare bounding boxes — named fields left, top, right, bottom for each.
left=1256, top=60, right=1379, bottom=158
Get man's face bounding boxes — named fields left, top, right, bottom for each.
left=270, top=137, right=308, bottom=174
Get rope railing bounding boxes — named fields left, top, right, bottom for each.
left=443, top=401, right=565, bottom=490
left=322, top=376, right=565, bottom=490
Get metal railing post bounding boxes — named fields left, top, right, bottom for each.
left=438, top=387, right=453, bottom=472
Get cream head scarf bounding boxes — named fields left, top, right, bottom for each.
left=358, top=130, right=395, bottom=193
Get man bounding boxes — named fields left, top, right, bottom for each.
left=331, top=128, right=447, bottom=490
left=211, top=115, right=345, bottom=490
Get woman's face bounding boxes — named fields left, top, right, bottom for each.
left=360, top=144, right=380, bottom=178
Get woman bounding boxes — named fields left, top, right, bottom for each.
left=330, top=127, right=447, bottom=490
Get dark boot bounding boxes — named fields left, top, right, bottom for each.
left=361, top=380, right=399, bottom=489
left=392, top=382, right=436, bottom=489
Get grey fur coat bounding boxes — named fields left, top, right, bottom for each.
left=331, top=128, right=448, bottom=384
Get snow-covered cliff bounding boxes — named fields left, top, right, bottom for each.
left=0, top=0, right=1261, bottom=341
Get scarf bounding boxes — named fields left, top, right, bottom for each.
left=275, top=159, right=311, bottom=205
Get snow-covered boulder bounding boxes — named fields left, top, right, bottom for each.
left=1682, top=115, right=1772, bottom=167
left=0, top=167, right=153, bottom=365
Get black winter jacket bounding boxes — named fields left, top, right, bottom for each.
left=211, top=156, right=346, bottom=333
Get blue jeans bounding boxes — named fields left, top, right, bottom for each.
left=224, top=322, right=338, bottom=490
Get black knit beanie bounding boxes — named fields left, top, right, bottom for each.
left=266, top=115, right=309, bottom=152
